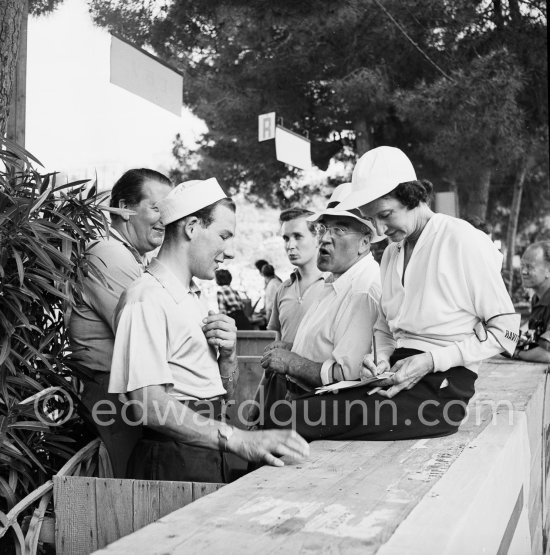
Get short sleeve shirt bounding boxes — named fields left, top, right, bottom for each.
left=68, top=229, right=145, bottom=373
left=109, top=258, right=226, bottom=401
left=267, top=270, right=328, bottom=344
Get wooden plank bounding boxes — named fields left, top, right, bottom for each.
left=158, top=481, right=193, bottom=519
left=226, top=356, right=263, bottom=430
left=236, top=330, right=278, bottom=357
left=92, top=360, right=549, bottom=555
left=95, top=479, right=134, bottom=550
left=54, top=476, right=98, bottom=555
left=192, top=482, right=224, bottom=501
left=132, top=480, right=160, bottom=531
left=377, top=411, right=533, bottom=554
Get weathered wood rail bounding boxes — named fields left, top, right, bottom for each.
left=54, top=477, right=223, bottom=554
left=235, top=330, right=279, bottom=357
left=93, top=358, right=550, bottom=554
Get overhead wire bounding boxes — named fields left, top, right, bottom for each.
left=371, top=0, right=455, bottom=82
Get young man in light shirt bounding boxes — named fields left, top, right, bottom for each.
left=248, top=208, right=328, bottom=423
left=268, top=207, right=328, bottom=344
left=109, top=178, right=308, bottom=482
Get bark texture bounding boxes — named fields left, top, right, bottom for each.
left=0, top=0, right=25, bottom=136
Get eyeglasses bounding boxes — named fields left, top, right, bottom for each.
left=314, top=223, right=370, bottom=239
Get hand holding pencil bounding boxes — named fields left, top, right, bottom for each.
left=361, top=334, right=391, bottom=378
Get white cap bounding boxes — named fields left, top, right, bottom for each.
left=157, top=178, right=228, bottom=225
left=338, top=146, right=417, bottom=211
left=307, top=183, right=385, bottom=243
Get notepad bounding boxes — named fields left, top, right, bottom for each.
left=314, top=373, right=394, bottom=395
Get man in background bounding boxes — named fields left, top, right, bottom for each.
left=268, top=207, right=327, bottom=343
left=514, top=241, right=550, bottom=362
left=69, top=168, right=173, bottom=477
left=248, top=207, right=327, bottom=423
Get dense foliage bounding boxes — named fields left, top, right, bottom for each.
left=0, top=139, right=108, bottom=534
left=89, top=0, right=548, bottom=221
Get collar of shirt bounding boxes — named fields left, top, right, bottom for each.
left=532, top=286, right=550, bottom=309
left=146, top=258, right=201, bottom=304
left=328, top=253, right=376, bottom=295
left=285, top=268, right=330, bottom=287
left=107, top=227, right=148, bottom=267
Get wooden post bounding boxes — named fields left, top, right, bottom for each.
left=6, top=0, right=28, bottom=147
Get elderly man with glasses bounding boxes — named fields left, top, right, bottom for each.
left=259, top=184, right=383, bottom=407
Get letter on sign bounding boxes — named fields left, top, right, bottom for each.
left=258, top=112, right=276, bottom=142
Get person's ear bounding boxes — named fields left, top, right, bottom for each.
left=183, top=216, right=200, bottom=239
left=118, top=200, right=131, bottom=221
left=358, top=234, right=371, bottom=254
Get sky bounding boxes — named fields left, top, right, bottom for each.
left=25, top=0, right=207, bottom=189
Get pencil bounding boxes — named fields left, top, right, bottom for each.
left=373, top=334, right=377, bottom=367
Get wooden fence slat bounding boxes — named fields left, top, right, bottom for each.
left=192, top=482, right=224, bottom=501
left=95, top=479, right=134, bottom=549
left=158, top=481, right=193, bottom=519
left=236, top=330, right=278, bottom=357
left=132, top=480, right=160, bottom=531
left=54, top=476, right=98, bottom=555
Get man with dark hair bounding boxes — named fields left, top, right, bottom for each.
left=69, top=168, right=172, bottom=477
left=261, top=263, right=282, bottom=324
left=515, top=241, right=550, bottom=362
left=109, top=179, right=308, bottom=482
left=254, top=259, right=269, bottom=273
left=215, top=269, right=251, bottom=330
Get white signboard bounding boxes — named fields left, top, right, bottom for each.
left=258, top=112, right=276, bottom=142
left=110, top=35, right=183, bottom=116
left=275, top=126, right=312, bottom=170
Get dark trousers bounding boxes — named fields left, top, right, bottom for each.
left=126, top=399, right=245, bottom=483
left=80, top=372, right=142, bottom=478
left=264, top=348, right=477, bottom=441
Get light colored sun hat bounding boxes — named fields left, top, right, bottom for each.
left=338, top=146, right=417, bottom=211
left=307, top=182, right=385, bottom=243
left=157, top=178, right=228, bottom=225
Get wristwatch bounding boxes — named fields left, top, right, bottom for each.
left=217, top=422, right=234, bottom=453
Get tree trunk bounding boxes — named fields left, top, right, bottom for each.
left=6, top=0, right=27, bottom=147
left=354, top=116, right=372, bottom=156
left=505, top=154, right=535, bottom=294
left=0, top=0, right=25, bottom=136
left=492, top=0, right=504, bottom=32
left=465, top=167, right=491, bottom=221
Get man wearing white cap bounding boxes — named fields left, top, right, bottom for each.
left=258, top=183, right=383, bottom=407
left=267, top=146, right=519, bottom=441
left=109, top=178, right=308, bottom=482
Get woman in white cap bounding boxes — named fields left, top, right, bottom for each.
left=267, top=147, right=519, bottom=441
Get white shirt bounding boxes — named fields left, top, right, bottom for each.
left=292, top=254, right=381, bottom=386
left=109, top=258, right=226, bottom=401
left=375, top=213, right=520, bottom=373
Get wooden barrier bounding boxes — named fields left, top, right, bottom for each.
left=92, top=359, right=549, bottom=554
left=236, top=330, right=279, bottom=357
left=227, top=356, right=263, bottom=429
left=54, top=477, right=223, bottom=554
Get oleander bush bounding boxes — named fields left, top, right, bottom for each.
left=0, top=138, right=110, bottom=551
